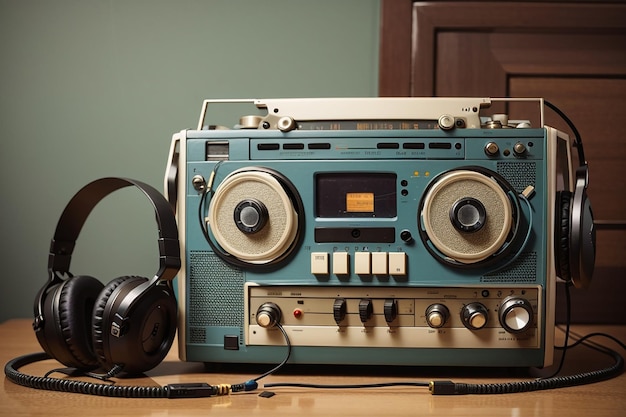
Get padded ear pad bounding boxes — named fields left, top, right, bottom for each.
left=555, top=190, right=572, bottom=282
left=92, top=276, right=177, bottom=375
left=37, top=275, right=104, bottom=369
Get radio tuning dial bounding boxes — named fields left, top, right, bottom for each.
left=499, top=297, right=533, bottom=333
left=425, top=304, right=449, bottom=328
left=461, top=302, right=489, bottom=330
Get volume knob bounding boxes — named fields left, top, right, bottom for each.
left=499, top=297, right=533, bottom=333
left=461, top=302, right=488, bottom=330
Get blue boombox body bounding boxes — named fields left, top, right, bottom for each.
left=166, top=98, right=577, bottom=369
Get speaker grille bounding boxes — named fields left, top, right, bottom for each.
left=188, top=251, right=244, bottom=328
left=497, top=162, right=536, bottom=193
left=481, top=252, right=538, bottom=283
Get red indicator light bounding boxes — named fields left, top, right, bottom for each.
left=293, top=309, right=303, bottom=319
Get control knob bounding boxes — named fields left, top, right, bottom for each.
left=498, top=296, right=533, bottom=333
left=461, top=302, right=489, bottom=330
left=425, top=304, right=449, bottom=328
left=255, top=302, right=282, bottom=328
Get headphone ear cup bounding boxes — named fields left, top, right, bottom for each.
left=92, top=276, right=143, bottom=370
left=555, top=190, right=572, bottom=282
left=38, top=275, right=104, bottom=369
left=92, top=275, right=177, bottom=375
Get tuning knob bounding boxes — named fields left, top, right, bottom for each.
left=461, top=302, right=489, bottom=330
left=425, top=304, right=449, bottom=328
left=499, top=297, right=533, bottom=333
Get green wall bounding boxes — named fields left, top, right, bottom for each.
left=0, top=0, right=380, bottom=322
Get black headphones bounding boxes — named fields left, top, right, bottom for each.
left=545, top=101, right=596, bottom=290
left=32, top=177, right=180, bottom=376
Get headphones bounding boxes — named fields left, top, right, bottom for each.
left=555, top=165, right=595, bottom=289
left=545, top=101, right=596, bottom=290
left=32, top=177, right=180, bottom=376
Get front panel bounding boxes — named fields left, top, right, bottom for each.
left=168, top=98, right=568, bottom=368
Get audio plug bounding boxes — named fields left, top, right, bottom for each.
left=166, top=380, right=258, bottom=398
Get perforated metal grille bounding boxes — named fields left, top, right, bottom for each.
left=187, top=251, right=244, bottom=328
left=497, top=162, right=536, bottom=193
left=481, top=252, right=538, bottom=283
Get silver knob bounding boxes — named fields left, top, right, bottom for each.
left=499, top=297, right=533, bottom=333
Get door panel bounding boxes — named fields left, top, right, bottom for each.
left=379, top=0, right=626, bottom=323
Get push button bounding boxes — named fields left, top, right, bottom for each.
left=388, top=252, right=406, bottom=275
left=332, top=252, right=350, bottom=275
left=354, top=252, right=371, bottom=275
left=311, top=252, right=329, bottom=275
left=371, top=252, right=388, bottom=275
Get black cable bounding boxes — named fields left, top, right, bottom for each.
left=544, top=100, right=585, bottom=166
left=5, top=352, right=170, bottom=398
left=264, top=382, right=430, bottom=389
left=543, top=281, right=573, bottom=379
left=253, top=323, right=292, bottom=382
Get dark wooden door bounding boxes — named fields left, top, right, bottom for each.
left=379, top=0, right=626, bottom=323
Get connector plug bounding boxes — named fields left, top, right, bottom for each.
left=231, top=380, right=258, bottom=393
left=429, top=380, right=467, bottom=395
left=167, top=383, right=221, bottom=398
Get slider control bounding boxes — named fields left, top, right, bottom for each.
left=384, top=299, right=398, bottom=324
left=333, top=298, right=347, bottom=324
left=359, top=299, right=373, bottom=323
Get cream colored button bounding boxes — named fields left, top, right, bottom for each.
left=311, top=252, right=329, bottom=274
left=388, top=252, right=406, bottom=275
left=354, top=252, right=371, bottom=275
left=371, top=252, right=388, bottom=275
left=332, top=252, right=350, bottom=275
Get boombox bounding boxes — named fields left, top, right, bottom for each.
left=165, top=97, right=594, bottom=369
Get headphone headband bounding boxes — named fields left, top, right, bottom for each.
left=48, top=177, right=180, bottom=281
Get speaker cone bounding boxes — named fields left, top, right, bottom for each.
left=421, top=169, right=513, bottom=264
left=208, top=168, right=301, bottom=265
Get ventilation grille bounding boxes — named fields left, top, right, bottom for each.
left=188, top=251, right=244, bottom=328
left=481, top=252, right=538, bottom=283
left=497, top=162, right=536, bottom=193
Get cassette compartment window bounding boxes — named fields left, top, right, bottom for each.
left=315, top=173, right=397, bottom=218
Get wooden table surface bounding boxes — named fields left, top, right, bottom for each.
left=1, top=318, right=625, bottom=416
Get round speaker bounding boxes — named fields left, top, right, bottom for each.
left=208, top=169, right=300, bottom=264
left=421, top=169, right=513, bottom=264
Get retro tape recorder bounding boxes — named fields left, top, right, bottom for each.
left=165, top=97, right=595, bottom=369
